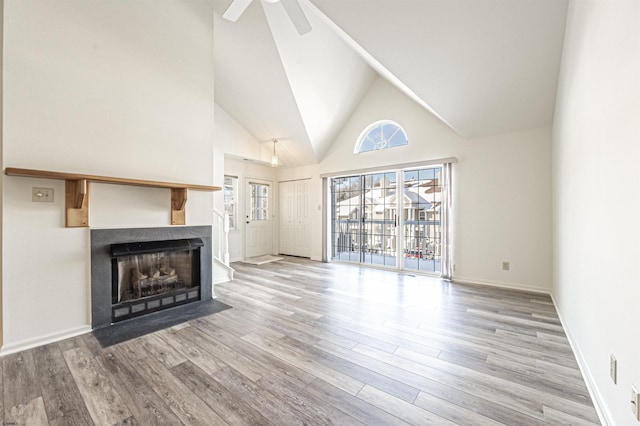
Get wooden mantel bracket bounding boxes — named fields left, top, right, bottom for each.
left=5, top=167, right=221, bottom=228
left=66, top=179, right=90, bottom=227
left=171, top=188, right=188, bottom=226
left=74, top=179, right=88, bottom=209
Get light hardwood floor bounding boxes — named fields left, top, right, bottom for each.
left=2, top=257, right=600, bottom=425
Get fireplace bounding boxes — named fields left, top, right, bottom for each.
left=91, top=226, right=212, bottom=329
left=110, top=238, right=203, bottom=322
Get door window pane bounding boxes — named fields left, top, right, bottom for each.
left=331, top=173, right=397, bottom=268
left=331, top=176, right=361, bottom=262
left=403, top=167, right=442, bottom=273
left=249, top=183, right=269, bottom=221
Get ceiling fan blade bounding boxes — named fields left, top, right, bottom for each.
left=223, top=0, right=254, bottom=22
left=280, top=0, right=312, bottom=35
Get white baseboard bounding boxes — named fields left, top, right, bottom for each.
left=452, top=275, right=551, bottom=294
left=0, top=325, right=92, bottom=357
left=550, top=294, right=611, bottom=426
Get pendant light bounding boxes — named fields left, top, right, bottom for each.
left=271, top=138, right=279, bottom=168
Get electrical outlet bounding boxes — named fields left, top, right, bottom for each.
left=502, top=261, right=510, bottom=271
left=32, top=187, right=54, bottom=202
left=632, top=386, right=640, bottom=420
left=610, top=354, right=617, bottom=384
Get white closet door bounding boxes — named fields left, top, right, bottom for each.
left=279, top=179, right=310, bottom=257
left=279, top=181, right=296, bottom=255
left=294, top=179, right=310, bottom=257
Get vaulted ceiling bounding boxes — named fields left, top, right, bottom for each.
left=212, top=0, right=568, bottom=167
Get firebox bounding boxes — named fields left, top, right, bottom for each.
left=110, top=238, right=203, bottom=322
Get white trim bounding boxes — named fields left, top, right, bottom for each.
left=278, top=177, right=312, bottom=184
left=0, top=325, right=92, bottom=357
left=550, top=294, right=612, bottom=426
left=452, top=276, right=551, bottom=295
left=320, top=157, right=457, bottom=179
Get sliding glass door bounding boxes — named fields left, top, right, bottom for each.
left=402, top=167, right=442, bottom=273
left=331, top=165, right=443, bottom=275
left=331, top=173, right=397, bottom=267
left=331, top=176, right=362, bottom=263
left=361, top=172, right=397, bottom=267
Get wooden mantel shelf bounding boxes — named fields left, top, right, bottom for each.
left=5, top=167, right=221, bottom=228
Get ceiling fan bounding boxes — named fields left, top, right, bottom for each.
left=223, top=0, right=312, bottom=35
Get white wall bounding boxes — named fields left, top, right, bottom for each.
left=552, top=1, right=640, bottom=424
left=2, top=0, right=215, bottom=351
left=214, top=104, right=273, bottom=168
left=281, top=77, right=552, bottom=291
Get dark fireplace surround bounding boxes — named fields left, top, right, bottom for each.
left=91, top=226, right=212, bottom=329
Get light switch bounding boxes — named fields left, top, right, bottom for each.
left=32, top=187, right=54, bottom=202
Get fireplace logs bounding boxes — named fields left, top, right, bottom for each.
left=130, top=263, right=181, bottom=298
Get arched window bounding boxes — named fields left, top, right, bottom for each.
left=354, top=120, right=408, bottom=153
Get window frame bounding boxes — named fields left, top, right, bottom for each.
left=249, top=182, right=269, bottom=221
left=223, top=175, right=238, bottom=230
left=354, top=120, right=408, bottom=154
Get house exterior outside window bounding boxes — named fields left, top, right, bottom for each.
left=332, top=167, right=442, bottom=273
left=223, top=176, right=237, bottom=229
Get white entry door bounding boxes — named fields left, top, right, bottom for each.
left=245, top=180, right=273, bottom=258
